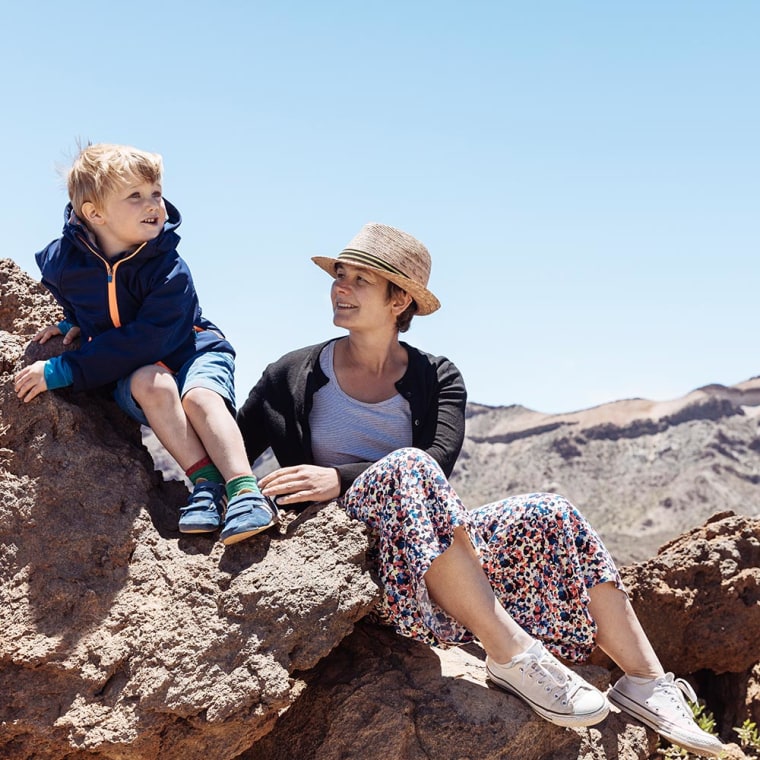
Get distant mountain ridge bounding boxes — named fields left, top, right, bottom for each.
left=451, top=377, right=760, bottom=564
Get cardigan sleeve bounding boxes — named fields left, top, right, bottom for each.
left=237, top=342, right=327, bottom=476
left=236, top=369, right=275, bottom=465
left=425, top=356, right=467, bottom=477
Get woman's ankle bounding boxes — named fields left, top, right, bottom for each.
left=487, top=634, right=536, bottom=665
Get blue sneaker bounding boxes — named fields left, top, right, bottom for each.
left=178, top=481, right=226, bottom=533
left=220, top=491, right=279, bottom=545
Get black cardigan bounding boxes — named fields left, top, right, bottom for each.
left=237, top=338, right=467, bottom=498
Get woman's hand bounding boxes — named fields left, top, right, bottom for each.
left=259, top=465, right=341, bottom=506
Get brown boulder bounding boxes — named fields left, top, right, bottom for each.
left=0, top=259, right=378, bottom=759
left=243, top=621, right=655, bottom=760
left=619, top=511, right=760, bottom=677
left=252, top=513, right=759, bottom=759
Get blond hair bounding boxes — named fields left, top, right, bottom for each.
left=67, top=143, right=163, bottom=216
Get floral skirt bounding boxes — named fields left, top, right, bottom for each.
left=341, top=447, right=623, bottom=663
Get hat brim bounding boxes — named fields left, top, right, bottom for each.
left=311, top=255, right=440, bottom=316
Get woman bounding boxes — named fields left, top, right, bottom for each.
left=237, top=223, right=723, bottom=756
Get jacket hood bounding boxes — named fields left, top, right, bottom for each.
left=61, top=199, right=182, bottom=258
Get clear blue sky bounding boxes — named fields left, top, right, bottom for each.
left=2, top=1, right=757, bottom=413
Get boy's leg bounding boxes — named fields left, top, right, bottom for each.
left=128, top=365, right=207, bottom=469
left=120, top=365, right=226, bottom=534
left=180, top=352, right=278, bottom=544
left=180, top=387, right=250, bottom=481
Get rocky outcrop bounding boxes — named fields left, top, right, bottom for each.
left=250, top=512, right=759, bottom=760
left=0, top=260, right=378, bottom=758
left=619, top=512, right=760, bottom=676
left=242, top=622, right=657, bottom=760
left=616, top=512, right=760, bottom=737
left=2, top=259, right=758, bottom=759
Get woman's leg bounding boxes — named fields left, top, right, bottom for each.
left=424, top=525, right=609, bottom=728
left=587, top=562, right=724, bottom=755
left=595, top=578, right=726, bottom=756
left=343, top=451, right=608, bottom=727
left=424, top=525, right=533, bottom=663
left=587, top=581, right=663, bottom=678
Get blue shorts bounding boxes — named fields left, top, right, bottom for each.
left=114, top=351, right=237, bottom=427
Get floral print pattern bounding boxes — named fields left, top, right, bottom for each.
left=341, top=447, right=623, bottom=663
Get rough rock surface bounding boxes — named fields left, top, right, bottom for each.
left=2, top=259, right=758, bottom=759
left=619, top=512, right=760, bottom=677
left=613, top=511, right=760, bottom=738
left=242, top=622, right=656, bottom=760
left=251, top=514, right=758, bottom=760
left=0, top=260, right=378, bottom=758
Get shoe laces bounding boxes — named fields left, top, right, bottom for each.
left=651, top=673, right=699, bottom=718
left=516, top=649, right=574, bottom=705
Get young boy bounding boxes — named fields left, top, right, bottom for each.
left=13, top=142, right=277, bottom=545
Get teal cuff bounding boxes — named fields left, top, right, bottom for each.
left=44, top=357, right=74, bottom=390
left=57, top=319, right=76, bottom=336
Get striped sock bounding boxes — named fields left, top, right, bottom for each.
left=186, top=456, right=224, bottom=485
left=226, top=474, right=260, bottom=500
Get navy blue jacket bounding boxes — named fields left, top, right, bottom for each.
left=36, top=201, right=233, bottom=391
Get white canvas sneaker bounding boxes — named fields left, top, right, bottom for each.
left=609, top=673, right=725, bottom=757
left=486, top=640, right=610, bottom=727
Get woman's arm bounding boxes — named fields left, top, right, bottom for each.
left=419, top=355, right=467, bottom=477
left=236, top=370, right=275, bottom=466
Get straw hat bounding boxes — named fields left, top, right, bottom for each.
left=312, top=223, right=441, bottom=315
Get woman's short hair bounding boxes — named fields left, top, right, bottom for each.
left=387, top=281, right=418, bottom=333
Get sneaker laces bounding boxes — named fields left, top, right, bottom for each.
left=651, top=673, right=699, bottom=718
left=515, top=649, right=575, bottom=706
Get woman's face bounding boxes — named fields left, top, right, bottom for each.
left=331, top=263, right=407, bottom=331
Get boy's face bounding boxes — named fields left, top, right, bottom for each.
left=82, top=177, right=167, bottom=258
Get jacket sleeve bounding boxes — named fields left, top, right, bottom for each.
left=37, top=243, right=79, bottom=326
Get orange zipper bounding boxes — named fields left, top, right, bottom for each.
left=78, top=237, right=146, bottom=328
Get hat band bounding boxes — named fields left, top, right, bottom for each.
left=338, top=249, right=410, bottom=280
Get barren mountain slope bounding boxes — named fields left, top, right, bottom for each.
left=450, top=379, right=760, bottom=564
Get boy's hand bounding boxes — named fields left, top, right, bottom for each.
left=34, top=324, right=81, bottom=345
left=14, top=361, right=49, bottom=402
left=33, top=324, right=61, bottom=344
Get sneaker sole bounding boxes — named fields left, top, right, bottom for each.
left=487, top=669, right=610, bottom=728
left=179, top=525, right=220, bottom=533
left=220, top=518, right=278, bottom=546
left=608, top=689, right=723, bottom=757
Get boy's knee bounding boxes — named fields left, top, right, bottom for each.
left=181, top=385, right=223, bottom=414
left=130, top=365, right=176, bottom=402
